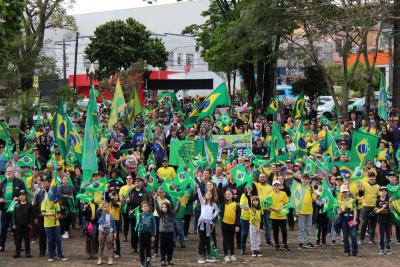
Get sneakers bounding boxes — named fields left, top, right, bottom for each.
left=387, top=249, right=392, bottom=255
left=283, top=244, right=290, bottom=251
left=206, top=256, right=217, bottom=263
left=114, top=254, right=120, bottom=259
left=180, top=242, right=186, bottom=248
left=240, top=249, right=245, bottom=255
left=230, top=255, right=237, bottom=262
left=13, top=254, right=20, bottom=258
left=252, top=251, right=257, bottom=258
left=331, top=240, right=336, bottom=246
left=369, top=240, right=377, bottom=244
left=224, top=255, right=231, bottom=263
left=197, top=256, right=206, bottom=264
left=257, top=251, right=262, bottom=257
left=97, top=257, right=102, bottom=265
left=305, top=243, right=314, bottom=249
left=168, top=260, right=174, bottom=265
left=48, top=258, right=54, bottom=262
left=108, top=258, right=113, bottom=265
left=275, top=244, right=280, bottom=251
left=358, top=240, right=364, bottom=245
left=161, top=261, right=167, bottom=266
left=266, top=241, right=273, bottom=247
left=298, top=243, right=303, bottom=250
left=379, top=250, right=384, bottom=256
left=62, top=232, right=69, bottom=239
left=396, top=240, right=400, bottom=245
left=58, top=257, right=68, bottom=261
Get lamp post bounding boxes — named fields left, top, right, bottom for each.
left=85, top=61, right=99, bottom=88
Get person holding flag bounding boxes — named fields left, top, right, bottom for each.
left=0, top=167, right=26, bottom=252
left=338, top=184, right=358, bottom=256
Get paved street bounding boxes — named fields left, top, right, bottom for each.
left=0, top=226, right=399, bottom=266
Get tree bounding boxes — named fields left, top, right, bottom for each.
left=291, top=65, right=329, bottom=104
left=394, top=0, right=400, bottom=108
left=9, top=0, right=75, bottom=90
left=0, top=0, right=25, bottom=68
left=85, top=18, right=168, bottom=80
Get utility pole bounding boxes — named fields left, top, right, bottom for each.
left=62, top=39, right=67, bottom=79
left=73, top=31, right=80, bottom=94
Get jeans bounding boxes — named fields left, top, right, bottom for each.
left=122, top=212, right=130, bottom=240
left=114, top=220, right=121, bottom=256
left=240, top=219, right=250, bottom=251
left=315, top=211, right=328, bottom=244
left=359, top=206, right=377, bottom=241
left=378, top=221, right=391, bottom=250
left=197, top=223, right=210, bottom=258
left=154, top=216, right=160, bottom=254
left=183, top=214, right=192, bottom=236
left=45, top=226, right=63, bottom=259
left=0, top=211, right=15, bottom=248
left=298, top=214, right=312, bottom=244
left=221, top=222, right=235, bottom=256
left=249, top=225, right=260, bottom=251
left=37, top=218, right=47, bottom=255
left=341, top=216, right=358, bottom=255
left=174, top=218, right=185, bottom=245
left=271, top=219, right=287, bottom=245
left=160, top=232, right=174, bottom=262
left=262, top=210, right=271, bottom=243
left=130, top=215, right=139, bottom=250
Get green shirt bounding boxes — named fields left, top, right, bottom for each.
left=4, top=180, right=13, bottom=209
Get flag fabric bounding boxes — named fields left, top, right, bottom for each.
left=292, top=90, right=306, bottom=120
left=18, top=153, right=35, bottom=167
left=260, top=196, right=273, bottom=209
left=82, top=86, right=99, bottom=184
left=157, top=91, right=182, bottom=112
left=85, top=177, right=107, bottom=194
left=194, top=140, right=219, bottom=169
left=1, top=140, right=14, bottom=161
left=109, top=79, right=126, bottom=128
left=269, top=122, right=285, bottom=161
left=48, top=172, right=59, bottom=202
left=328, top=161, right=359, bottom=177
left=52, top=103, right=68, bottom=158
left=146, top=169, right=159, bottom=191
left=147, top=152, right=156, bottom=166
left=127, top=86, right=143, bottom=122
left=65, top=146, right=78, bottom=167
left=378, top=76, right=388, bottom=121
left=174, top=167, right=189, bottom=187
left=184, top=83, right=231, bottom=128
left=331, top=124, right=341, bottom=140
left=320, top=115, right=335, bottom=129
left=6, top=200, right=18, bottom=213
left=24, top=126, right=37, bottom=141
left=66, top=117, right=83, bottom=163
left=294, top=121, right=307, bottom=155
left=231, top=164, right=252, bottom=186
left=137, top=165, right=147, bottom=178
left=267, top=98, right=280, bottom=115
left=134, top=207, right=141, bottom=231
left=321, top=180, right=338, bottom=220
left=350, top=130, right=378, bottom=163
left=210, top=239, right=219, bottom=258
left=226, top=149, right=238, bottom=163
left=324, top=127, right=339, bottom=161
left=290, top=180, right=305, bottom=212
left=350, top=162, right=365, bottom=182
left=304, top=158, right=317, bottom=175
left=218, top=111, right=232, bottom=126
left=161, top=178, right=179, bottom=205
left=387, top=184, right=400, bottom=224
left=0, top=121, right=10, bottom=141
left=169, top=140, right=195, bottom=166
left=76, top=193, right=94, bottom=203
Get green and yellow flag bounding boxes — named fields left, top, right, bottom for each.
left=231, top=164, right=252, bottom=186
left=0, top=121, right=10, bottom=141
left=304, top=158, right=317, bottom=175
left=24, top=126, right=37, bottom=141
left=184, top=83, right=231, bottom=128
left=18, top=153, right=35, bottom=168
left=109, top=79, right=126, bottom=128
left=85, top=177, right=107, bottom=194
left=290, top=180, right=305, bottom=211
left=269, top=122, right=285, bottom=161
left=267, top=98, right=280, bottom=115
left=350, top=130, right=378, bottom=163
left=294, top=121, right=307, bottom=155
left=52, top=103, right=68, bottom=158
left=157, top=91, right=182, bottom=112
left=324, top=127, right=339, bottom=161
left=66, top=117, right=83, bottom=163
left=378, top=76, right=388, bottom=121
left=127, top=86, right=143, bottom=122
left=146, top=169, right=159, bottom=191
left=350, top=162, right=365, bottom=182
left=292, top=90, right=306, bottom=120
left=76, top=193, right=94, bottom=203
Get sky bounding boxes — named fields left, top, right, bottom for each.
left=69, top=0, right=183, bottom=14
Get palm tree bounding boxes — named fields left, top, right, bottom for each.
left=4, top=90, right=36, bottom=130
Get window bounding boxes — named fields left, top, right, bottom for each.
left=177, top=53, right=182, bottom=65
left=167, top=52, right=174, bottom=65
left=186, top=53, right=194, bottom=66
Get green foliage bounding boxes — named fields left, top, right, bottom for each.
left=292, top=66, right=329, bottom=103
left=4, top=90, right=36, bottom=128
left=85, top=18, right=168, bottom=80
left=0, top=0, right=25, bottom=68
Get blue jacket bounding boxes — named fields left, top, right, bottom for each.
left=97, top=212, right=117, bottom=233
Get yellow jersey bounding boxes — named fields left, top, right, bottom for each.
left=269, top=191, right=289, bottom=220
left=157, top=167, right=176, bottom=181
left=222, top=202, right=238, bottom=225
left=361, top=181, right=380, bottom=207
left=239, top=193, right=250, bottom=220
left=41, top=201, right=60, bottom=228
left=298, top=185, right=317, bottom=215
left=255, top=182, right=273, bottom=209
left=250, top=208, right=263, bottom=227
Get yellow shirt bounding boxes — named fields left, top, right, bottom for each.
left=239, top=194, right=250, bottom=220
left=299, top=185, right=317, bottom=215
left=119, top=184, right=134, bottom=198
left=249, top=208, right=263, bottom=227
left=269, top=191, right=289, bottom=220
left=361, top=182, right=380, bottom=207
left=109, top=201, right=121, bottom=221
left=94, top=191, right=103, bottom=205
left=338, top=197, right=355, bottom=212
left=255, top=182, right=273, bottom=209
left=222, top=202, right=237, bottom=225
left=41, top=201, right=60, bottom=228
left=157, top=167, right=176, bottom=181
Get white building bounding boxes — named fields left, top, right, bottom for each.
left=43, top=0, right=227, bottom=94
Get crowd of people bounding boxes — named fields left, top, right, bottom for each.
left=0, top=91, right=400, bottom=267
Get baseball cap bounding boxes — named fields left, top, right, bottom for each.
left=379, top=186, right=387, bottom=191
left=272, top=180, right=281, bottom=186
left=340, top=185, right=349, bottom=193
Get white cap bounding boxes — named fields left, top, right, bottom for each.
left=272, top=180, right=281, bottom=186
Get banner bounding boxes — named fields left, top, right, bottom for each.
left=169, top=140, right=195, bottom=167
left=211, top=134, right=252, bottom=159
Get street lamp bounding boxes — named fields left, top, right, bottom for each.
left=84, top=61, right=99, bottom=87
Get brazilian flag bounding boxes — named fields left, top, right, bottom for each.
left=231, top=164, right=251, bottom=186
left=291, top=90, right=306, bottom=120
left=146, top=169, right=159, bottom=191
left=350, top=162, right=364, bottom=182
left=324, top=127, right=339, bottom=160
left=304, top=158, right=317, bottom=175
left=260, top=196, right=273, bottom=209
left=328, top=161, right=358, bottom=177
left=66, top=117, right=83, bottom=163
left=137, top=165, right=147, bottom=178
left=24, top=126, right=37, bottom=141
left=161, top=178, right=179, bottom=205
left=320, top=180, right=337, bottom=220
left=85, top=177, right=107, bottom=194
left=269, top=122, right=285, bottom=161
left=52, top=103, right=68, bottom=158
left=18, top=153, right=35, bottom=168
left=76, top=193, right=94, bottom=203
left=290, top=180, right=305, bottom=212
left=267, top=98, right=280, bottom=115
left=0, top=121, right=10, bottom=141
left=174, top=167, right=190, bottom=187
left=184, top=83, right=231, bottom=128
left=218, top=111, right=232, bottom=127
left=350, top=131, right=378, bottom=163
left=294, top=121, right=307, bottom=155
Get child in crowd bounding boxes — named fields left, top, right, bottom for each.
left=82, top=199, right=99, bottom=259
left=249, top=195, right=263, bottom=257
left=269, top=180, right=290, bottom=251
left=97, top=201, right=116, bottom=265
left=155, top=195, right=179, bottom=266
left=338, top=185, right=358, bottom=257
left=12, top=190, right=34, bottom=258
left=136, top=201, right=156, bottom=267
left=196, top=184, right=219, bottom=264
left=220, top=189, right=240, bottom=263
left=375, top=186, right=392, bottom=255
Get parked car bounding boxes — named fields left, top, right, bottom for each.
left=316, top=96, right=334, bottom=116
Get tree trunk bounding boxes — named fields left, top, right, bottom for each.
left=240, top=63, right=256, bottom=106
left=393, top=2, right=400, bottom=109
left=263, top=58, right=277, bottom=109
left=365, top=75, right=373, bottom=115
left=256, top=60, right=265, bottom=108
